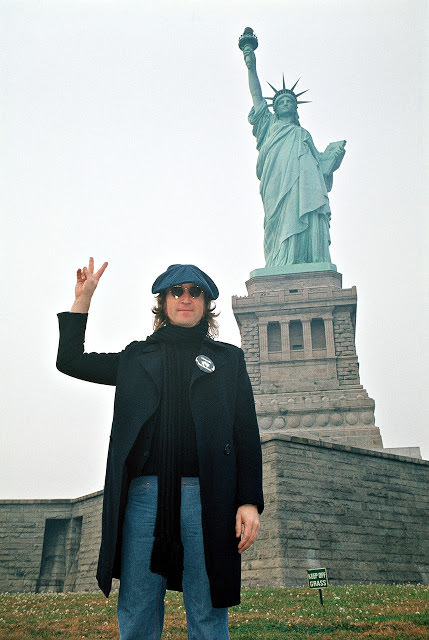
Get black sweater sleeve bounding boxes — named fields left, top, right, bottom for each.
left=56, top=312, right=120, bottom=386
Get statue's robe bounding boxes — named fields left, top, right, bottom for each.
left=249, top=101, right=340, bottom=267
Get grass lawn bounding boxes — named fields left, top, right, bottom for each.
left=0, top=584, right=427, bottom=639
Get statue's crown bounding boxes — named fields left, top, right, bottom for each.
left=265, top=75, right=310, bottom=110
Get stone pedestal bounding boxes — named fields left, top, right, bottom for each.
left=232, top=269, right=383, bottom=449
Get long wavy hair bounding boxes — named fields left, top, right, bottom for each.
left=152, top=292, right=219, bottom=338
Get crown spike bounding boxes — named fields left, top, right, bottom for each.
left=282, top=74, right=286, bottom=90
left=295, top=89, right=309, bottom=98
left=297, top=100, right=311, bottom=104
left=290, top=78, right=300, bottom=92
left=267, top=81, right=278, bottom=93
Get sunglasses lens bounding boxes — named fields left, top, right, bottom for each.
left=169, top=285, right=203, bottom=298
left=170, top=286, right=184, bottom=298
left=189, top=286, right=203, bottom=298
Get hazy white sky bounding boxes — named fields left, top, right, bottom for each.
left=1, top=0, right=428, bottom=499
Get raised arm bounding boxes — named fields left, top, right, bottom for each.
left=242, top=45, right=264, bottom=111
left=70, top=257, right=108, bottom=313
left=57, top=257, right=119, bottom=385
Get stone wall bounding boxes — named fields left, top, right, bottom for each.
left=332, top=309, right=360, bottom=385
left=1, top=436, right=428, bottom=593
left=0, top=491, right=119, bottom=594
left=232, top=270, right=383, bottom=449
left=238, top=315, right=261, bottom=387
left=242, top=435, right=429, bottom=587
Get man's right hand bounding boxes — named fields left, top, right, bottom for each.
left=71, top=257, right=108, bottom=313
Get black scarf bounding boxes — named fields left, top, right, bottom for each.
left=146, top=320, right=208, bottom=589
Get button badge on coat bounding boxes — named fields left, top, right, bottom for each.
left=195, top=354, right=215, bottom=373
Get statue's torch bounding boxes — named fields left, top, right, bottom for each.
left=238, top=27, right=258, bottom=52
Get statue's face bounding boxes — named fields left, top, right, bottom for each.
left=274, top=94, right=297, bottom=117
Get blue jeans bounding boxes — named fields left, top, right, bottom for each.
left=117, top=476, right=230, bottom=640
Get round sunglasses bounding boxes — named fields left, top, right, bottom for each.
left=168, top=285, right=204, bottom=299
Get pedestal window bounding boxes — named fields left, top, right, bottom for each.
left=311, top=318, right=327, bottom=350
left=289, top=320, right=304, bottom=351
left=267, top=321, right=282, bottom=353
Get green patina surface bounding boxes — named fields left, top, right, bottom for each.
left=241, top=28, right=346, bottom=269
left=250, top=262, right=337, bottom=278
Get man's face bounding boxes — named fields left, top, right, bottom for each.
left=165, top=282, right=205, bottom=328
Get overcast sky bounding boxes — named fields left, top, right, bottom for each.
left=1, top=0, right=428, bottom=499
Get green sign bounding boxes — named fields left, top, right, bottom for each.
left=307, top=568, right=328, bottom=589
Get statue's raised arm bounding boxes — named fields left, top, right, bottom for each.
left=238, top=28, right=346, bottom=269
left=239, top=28, right=264, bottom=111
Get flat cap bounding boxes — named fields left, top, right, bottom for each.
left=152, top=264, right=219, bottom=300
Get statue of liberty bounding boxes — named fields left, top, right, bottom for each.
left=239, top=28, right=346, bottom=268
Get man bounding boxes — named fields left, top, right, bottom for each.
left=56, top=258, right=264, bottom=640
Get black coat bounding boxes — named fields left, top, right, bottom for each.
left=56, top=312, right=263, bottom=608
